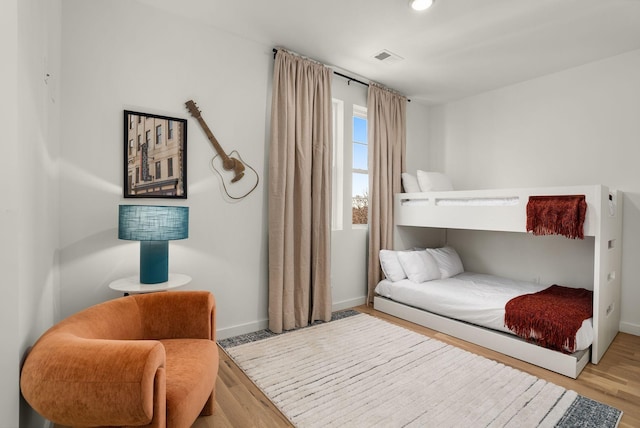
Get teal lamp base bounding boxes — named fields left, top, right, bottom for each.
left=140, top=241, right=169, bottom=284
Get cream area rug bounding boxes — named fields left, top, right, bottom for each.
left=223, top=314, right=622, bottom=428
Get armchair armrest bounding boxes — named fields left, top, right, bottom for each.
left=21, top=335, right=165, bottom=427
left=134, top=291, right=216, bottom=340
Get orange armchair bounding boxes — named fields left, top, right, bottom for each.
left=20, top=291, right=219, bottom=427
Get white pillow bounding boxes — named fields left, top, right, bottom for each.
left=401, top=172, right=421, bottom=193
left=379, top=250, right=407, bottom=282
left=397, top=250, right=441, bottom=283
left=427, top=247, right=464, bottom=279
left=416, top=170, right=453, bottom=192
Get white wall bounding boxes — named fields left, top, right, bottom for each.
left=1, top=2, right=20, bottom=425
left=59, top=0, right=272, bottom=339
left=428, top=49, right=640, bottom=335
left=406, top=99, right=431, bottom=176
left=8, top=0, right=62, bottom=426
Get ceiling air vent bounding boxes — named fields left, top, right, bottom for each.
left=372, top=49, right=404, bottom=64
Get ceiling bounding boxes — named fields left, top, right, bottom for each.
left=139, top=0, right=640, bottom=104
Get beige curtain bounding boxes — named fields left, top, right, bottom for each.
left=268, top=50, right=333, bottom=333
left=367, top=84, right=407, bottom=304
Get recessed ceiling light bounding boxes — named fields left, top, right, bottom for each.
left=410, top=0, right=434, bottom=11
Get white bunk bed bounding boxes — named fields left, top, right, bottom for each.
left=373, top=185, right=622, bottom=378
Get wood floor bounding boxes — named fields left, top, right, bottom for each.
left=198, top=305, right=640, bottom=427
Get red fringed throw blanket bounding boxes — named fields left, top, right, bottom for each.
left=504, top=285, right=593, bottom=353
left=526, top=195, right=587, bottom=239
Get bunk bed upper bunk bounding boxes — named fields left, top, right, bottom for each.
left=373, top=184, right=622, bottom=378
left=395, top=185, right=617, bottom=236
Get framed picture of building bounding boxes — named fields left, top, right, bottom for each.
left=123, top=110, right=187, bottom=198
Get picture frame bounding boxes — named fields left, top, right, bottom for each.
left=123, top=110, right=187, bottom=198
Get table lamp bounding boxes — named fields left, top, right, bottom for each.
left=118, top=205, right=189, bottom=284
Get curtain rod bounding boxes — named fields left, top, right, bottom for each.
left=333, top=71, right=369, bottom=88
left=272, top=48, right=410, bottom=102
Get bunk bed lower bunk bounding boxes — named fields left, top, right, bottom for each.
left=373, top=184, right=622, bottom=379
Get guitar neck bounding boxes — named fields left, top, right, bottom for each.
left=194, top=116, right=230, bottom=162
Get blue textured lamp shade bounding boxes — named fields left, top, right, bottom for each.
left=118, top=205, right=189, bottom=284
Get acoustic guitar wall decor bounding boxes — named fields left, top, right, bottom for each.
left=186, top=100, right=259, bottom=200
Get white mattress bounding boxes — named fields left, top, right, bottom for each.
left=374, top=272, right=593, bottom=352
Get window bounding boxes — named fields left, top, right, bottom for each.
left=352, top=105, right=368, bottom=226
left=137, top=134, right=141, bottom=151
left=168, top=158, right=174, bottom=177
left=155, top=161, right=161, bottom=179
left=168, top=120, right=174, bottom=140
left=135, top=167, right=140, bottom=183
left=156, top=125, right=162, bottom=145
left=331, top=99, right=368, bottom=230
left=145, top=130, right=150, bottom=145
left=128, top=139, right=134, bottom=156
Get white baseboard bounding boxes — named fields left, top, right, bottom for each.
left=216, top=319, right=269, bottom=340
left=332, top=296, right=366, bottom=312
left=620, top=321, right=640, bottom=336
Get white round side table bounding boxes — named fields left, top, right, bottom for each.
left=108, top=273, right=192, bottom=295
